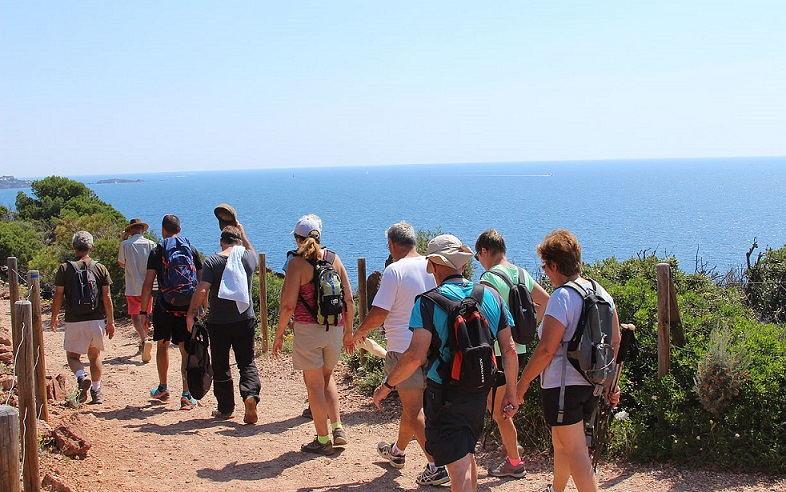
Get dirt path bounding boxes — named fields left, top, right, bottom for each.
left=1, top=297, right=784, bottom=492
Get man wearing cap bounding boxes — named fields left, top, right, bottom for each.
left=186, top=223, right=261, bottom=423
left=372, top=234, right=519, bottom=492
left=118, top=218, right=156, bottom=361
left=351, top=221, right=448, bottom=486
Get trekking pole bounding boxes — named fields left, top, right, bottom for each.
left=589, top=323, right=639, bottom=471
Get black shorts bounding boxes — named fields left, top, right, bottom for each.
left=423, top=380, right=488, bottom=467
left=541, top=385, right=598, bottom=427
left=151, top=303, right=189, bottom=345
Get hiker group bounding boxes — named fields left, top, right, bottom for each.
left=50, top=209, right=625, bottom=492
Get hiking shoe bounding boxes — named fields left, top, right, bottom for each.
left=416, top=464, right=450, bottom=486
left=376, top=441, right=406, bottom=469
left=301, top=406, right=312, bottom=419
left=89, top=388, right=104, bottom=405
left=150, top=386, right=170, bottom=401
left=244, top=396, right=259, bottom=424
left=76, top=376, right=91, bottom=404
left=488, top=458, right=527, bottom=478
left=141, top=341, right=153, bottom=363
left=332, top=427, right=347, bottom=446
left=544, top=485, right=556, bottom=492
left=211, top=409, right=234, bottom=419
left=180, top=394, right=198, bottom=410
left=301, top=437, right=334, bottom=456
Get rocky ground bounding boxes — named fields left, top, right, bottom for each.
left=1, top=295, right=784, bottom=491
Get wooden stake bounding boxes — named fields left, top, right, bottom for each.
left=13, top=300, right=40, bottom=492
left=27, top=270, right=49, bottom=422
left=0, top=405, right=21, bottom=492
left=258, top=253, right=269, bottom=353
left=656, top=263, right=671, bottom=377
left=7, top=257, right=19, bottom=351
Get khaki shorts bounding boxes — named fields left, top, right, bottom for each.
left=385, top=351, right=427, bottom=391
left=292, top=322, right=343, bottom=371
left=63, top=320, right=105, bottom=354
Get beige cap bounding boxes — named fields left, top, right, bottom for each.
left=425, top=234, right=474, bottom=273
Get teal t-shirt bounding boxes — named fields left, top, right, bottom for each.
left=480, top=264, right=536, bottom=356
left=409, top=280, right=514, bottom=384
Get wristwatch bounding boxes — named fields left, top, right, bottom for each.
left=382, top=379, right=394, bottom=390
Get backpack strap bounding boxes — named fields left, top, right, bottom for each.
left=484, top=269, right=514, bottom=289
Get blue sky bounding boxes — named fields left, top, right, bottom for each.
left=2, top=1, right=785, bottom=177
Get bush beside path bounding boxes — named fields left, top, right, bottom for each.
left=1, top=299, right=784, bottom=492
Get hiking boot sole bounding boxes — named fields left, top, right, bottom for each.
left=244, top=397, right=258, bottom=424
left=78, top=377, right=92, bottom=403
left=141, top=341, right=153, bottom=363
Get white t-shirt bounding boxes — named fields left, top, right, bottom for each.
left=118, top=233, right=156, bottom=296
left=372, top=256, right=437, bottom=353
left=539, top=279, right=615, bottom=389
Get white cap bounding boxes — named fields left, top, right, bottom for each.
left=291, top=214, right=322, bottom=238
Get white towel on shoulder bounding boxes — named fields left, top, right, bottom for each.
left=218, top=246, right=250, bottom=313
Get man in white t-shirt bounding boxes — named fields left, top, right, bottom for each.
left=118, top=218, right=156, bottom=361
left=352, top=221, right=448, bottom=487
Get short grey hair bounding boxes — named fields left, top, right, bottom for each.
left=72, top=231, right=94, bottom=251
left=386, top=221, right=416, bottom=248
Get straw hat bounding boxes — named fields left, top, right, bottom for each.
left=124, top=218, right=149, bottom=234
left=214, top=203, right=238, bottom=230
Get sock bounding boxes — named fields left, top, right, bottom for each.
left=91, top=381, right=101, bottom=391
left=317, top=435, right=330, bottom=444
left=391, top=443, right=406, bottom=456
left=507, top=456, right=523, bottom=466
left=428, top=462, right=437, bottom=473
left=330, top=421, right=343, bottom=431
left=159, top=384, right=168, bottom=391
left=182, top=391, right=191, bottom=397
left=75, top=370, right=86, bottom=379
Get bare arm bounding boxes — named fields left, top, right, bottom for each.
left=101, top=284, right=115, bottom=339
left=237, top=222, right=255, bottom=253
left=372, top=327, right=431, bottom=409
left=531, top=283, right=550, bottom=324
left=273, top=259, right=304, bottom=356
left=186, top=280, right=211, bottom=333
left=352, top=306, right=390, bottom=344
left=516, top=314, right=566, bottom=402
left=140, top=268, right=157, bottom=328
left=50, top=286, right=64, bottom=331
left=497, top=326, right=519, bottom=418
left=333, top=254, right=356, bottom=353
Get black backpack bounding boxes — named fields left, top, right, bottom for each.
left=299, top=250, right=344, bottom=330
left=562, top=279, right=616, bottom=389
left=185, top=320, right=213, bottom=400
left=420, top=283, right=501, bottom=394
left=485, top=266, right=537, bottom=344
left=67, top=260, right=100, bottom=316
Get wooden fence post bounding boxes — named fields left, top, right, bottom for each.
left=14, top=300, right=40, bottom=492
left=258, top=253, right=269, bottom=354
left=0, top=405, right=21, bottom=492
left=656, top=263, right=671, bottom=377
left=357, top=258, right=367, bottom=365
left=7, top=257, right=19, bottom=350
left=27, top=270, right=49, bottom=422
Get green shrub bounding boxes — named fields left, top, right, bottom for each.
left=745, top=241, right=786, bottom=323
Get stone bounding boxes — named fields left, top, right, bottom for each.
left=42, top=472, right=76, bottom=492
left=46, top=374, right=68, bottom=401
left=53, top=416, right=91, bottom=458
left=0, top=375, right=15, bottom=390
left=0, top=343, right=11, bottom=353
left=0, top=334, right=11, bottom=346
left=0, top=351, right=13, bottom=364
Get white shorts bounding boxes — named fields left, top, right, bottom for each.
left=63, top=320, right=105, bottom=354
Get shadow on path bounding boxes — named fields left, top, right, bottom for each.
left=197, top=449, right=346, bottom=482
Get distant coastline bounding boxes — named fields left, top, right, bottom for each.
left=95, top=178, right=144, bottom=184
left=0, top=175, right=32, bottom=189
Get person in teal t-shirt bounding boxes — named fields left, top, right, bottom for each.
left=475, top=228, right=551, bottom=479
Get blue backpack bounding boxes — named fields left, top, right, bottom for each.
left=159, top=236, right=197, bottom=307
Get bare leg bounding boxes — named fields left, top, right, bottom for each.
left=552, top=422, right=598, bottom=492
left=303, top=368, right=329, bottom=437
left=179, top=343, right=189, bottom=392
left=156, top=340, right=170, bottom=385
left=87, top=347, right=102, bottom=382
left=66, top=351, right=84, bottom=375
left=489, top=383, right=521, bottom=460
left=445, top=453, right=476, bottom=492
left=396, top=388, right=432, bottom=460
left=130, top=314, right=147, bottom=344
left=323, top=367, right=341, bottom=425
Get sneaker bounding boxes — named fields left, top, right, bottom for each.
left=301, top=406, right=312, bottom=419
left=141, top=341, right=153, bottom=363
left=544, top=485, right=556, bottom=492
left=376, top=441, right=406, bottom=469
left=244, top=396, right=259, bottom=424
left=211, top=409, right=234, bottom=420
left=301, top=437, right=334, bottom=456
left=89, top=388, right=104, bottom=405
left=416, top=464, right=450, bottom=486
left=150, top=385, right=170, bottom=400
left=488, top=458, right=527, bottom=478
left=76, top=376, right=91, bottom=404
left=332, top=426, right=347, bottom=446
left=180, top=394, right=197, bottom=410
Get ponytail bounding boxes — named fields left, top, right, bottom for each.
left=296, top=235, right=321, bottom=262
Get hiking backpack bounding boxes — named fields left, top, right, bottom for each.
left=420, top=283, right=502, bottom=394
left=159, top=236, right=197, bottom=307
left=300, top=249, right=344, bottom=330
left=485, top=266, right=537, bottom=344
left=185, top=319, right=213, bottom=400
left=66, top=260, right=101, bottom=316
left=562, top=279, right=616, bottom=389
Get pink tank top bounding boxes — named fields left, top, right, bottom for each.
left=294, top=258, right=345, bottom=327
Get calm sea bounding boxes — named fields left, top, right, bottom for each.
left=3, top=157, right=785, bottom=283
